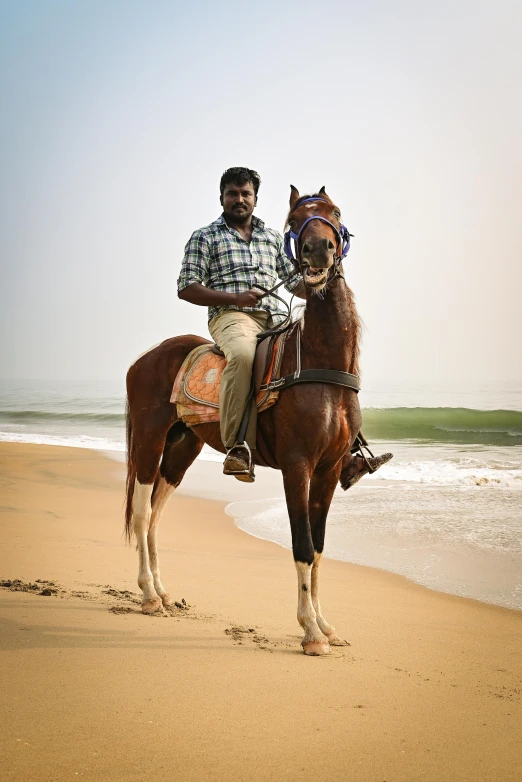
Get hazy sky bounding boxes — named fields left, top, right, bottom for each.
left=1, top=0, right=521, bottom=385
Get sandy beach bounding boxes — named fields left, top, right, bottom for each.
left=0, top=442, right=521, bottom=781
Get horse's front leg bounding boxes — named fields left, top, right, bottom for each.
left=282, top=463, right=330, bottom=656
left=309, top=466, right=349, bottom=646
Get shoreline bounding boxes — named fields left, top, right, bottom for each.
left=5, top=440, right=522, bottom=612
left=113, top=447, right=522, bottom=613
left=1, top=442, right=521, bottom=781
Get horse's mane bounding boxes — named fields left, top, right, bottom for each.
left=344, top=286, right=361, bottom=377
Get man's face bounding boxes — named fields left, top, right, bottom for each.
left=221, top=181, right=257, bottom=224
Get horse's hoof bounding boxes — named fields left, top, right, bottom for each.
left=302, top=641, right=330, bottom=656
left=141, top=598, right=162, bottom=614
left=160, top=593, right=171, bottom=607
left=327, top=635, right=351, bottom=647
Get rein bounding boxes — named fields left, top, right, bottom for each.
left=239, top=194, right=361, bottom=441
left=256, top=197, right=352, bottom=310
left=256, top=196, right=353, bottom=305
left=266, top=196, right=359, bottom=393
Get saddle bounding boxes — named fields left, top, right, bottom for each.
left=170, top=333, right=286, bottom=427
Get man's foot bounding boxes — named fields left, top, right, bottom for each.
left=340, top=452, right=393, bottom=491
left=223, top=445, right=255, bottom=483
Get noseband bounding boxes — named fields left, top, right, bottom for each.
left=283, top=197, right=353, bottom=271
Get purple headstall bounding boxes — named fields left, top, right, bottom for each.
left=283, top=197, right=352, bottom=266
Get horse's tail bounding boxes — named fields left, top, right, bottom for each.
left=124, top=398, right=136, bottom=542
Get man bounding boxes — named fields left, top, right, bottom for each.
left=178, top=167, right=303, bottom=480
left=178, top=167, right=391, bottom=484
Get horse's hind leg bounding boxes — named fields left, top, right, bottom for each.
left=309, top=465, right=348, bottom=646
left=147, top=425, right=203, bottom=608
left=129, top=423, right=177, bottom=614
left=132, top=481, right=161, bottom=614
left=147, top=477, right=175, bottom=607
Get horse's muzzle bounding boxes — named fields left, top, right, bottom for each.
left=303, top=264, right=329, bottom=288
left=301, top=236, right=336, bottom=268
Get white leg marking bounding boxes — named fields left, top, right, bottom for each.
left=148, top=476, right=175, bottom=605
left=295, top=561, right=330, bottom=655
left=132, top=480, right=161, bottom=613
left=311, top=553, right=348, bottom=646
left=311, top=553, right=336, bottom=638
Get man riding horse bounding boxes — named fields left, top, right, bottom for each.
left=177, top=166, right=390, bottom=484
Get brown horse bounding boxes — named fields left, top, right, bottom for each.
left=125, top=186, right=362, bottom=655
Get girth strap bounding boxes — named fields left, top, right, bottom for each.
left=236, top=326, right=360, bottom=449
left=260, top=368, right=360, bottom=393
left=259, top=325, right=360, bottom=394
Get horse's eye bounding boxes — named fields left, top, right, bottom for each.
left=333, top=210, right=341, bottom=219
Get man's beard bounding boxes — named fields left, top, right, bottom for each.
left=224, top=205, right=253, bottom=225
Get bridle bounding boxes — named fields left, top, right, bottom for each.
left=283, top=197, right=353, bottom=276
left=255, top=196, right=353, bottom=322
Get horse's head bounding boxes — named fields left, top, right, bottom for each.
left=284, top=186, right=351, bottom=291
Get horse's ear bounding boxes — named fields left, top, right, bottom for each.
left=290, top=185, right=300, bottom=209
left=319, top=185, right=327, bottom=195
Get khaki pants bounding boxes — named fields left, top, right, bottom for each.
left=208, top=309, right=271, bottom=450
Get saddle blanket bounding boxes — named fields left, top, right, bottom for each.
left=170, top=338, right=284, bottom=427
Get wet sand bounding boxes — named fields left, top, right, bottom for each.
left=0, top=442, right=521, bottom=781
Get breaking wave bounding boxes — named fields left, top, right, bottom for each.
left=1, top=406, right=521, bottom=446
left=0, top=410, right=124, bottom=425
left=361, top=408, right=522, bottom=446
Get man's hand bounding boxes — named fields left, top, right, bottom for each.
left=235, top=289, right=265, bottom=308
left=179, top=283, right=263, bottom=308
left=178, top=283, right=267, bottom=309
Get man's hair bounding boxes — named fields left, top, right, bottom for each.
left=219, top=167, right=261, bottom=198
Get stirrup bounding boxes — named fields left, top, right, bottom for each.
left=223, top=442, right=255, bottom=483
left=353, top=434, right=376, bottom=472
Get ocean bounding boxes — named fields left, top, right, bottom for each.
left=1, top=378, right=521, bottom=611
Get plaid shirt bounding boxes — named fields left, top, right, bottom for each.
left=177, top=214, right=302, bottom=323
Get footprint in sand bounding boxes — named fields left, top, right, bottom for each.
left=224, top=626, right=274, bottom=652
left=0, top=578, right=63, bottom=597
left=0, top=578, right=195, bottom=618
